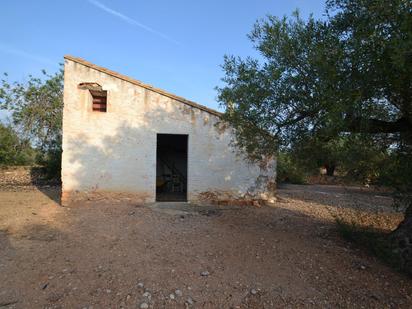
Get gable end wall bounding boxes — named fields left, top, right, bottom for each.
left=62, top=59, right=276, bottom=204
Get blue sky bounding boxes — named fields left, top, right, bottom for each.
left=1, top=0, right=325, bottom=113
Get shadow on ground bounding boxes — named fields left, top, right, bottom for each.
left=0, top=186, right=411, bottom=308
left=27, top=166, right=62, bottom=204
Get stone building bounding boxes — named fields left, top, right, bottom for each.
left=62, top=56, right=276, bottom=205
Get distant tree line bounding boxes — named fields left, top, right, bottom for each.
left=276, top=133, right=409, bottom=188
left=0, top=69, right=63, bottom=178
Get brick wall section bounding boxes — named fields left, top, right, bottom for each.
left=62, top=57, right=276, bottom=204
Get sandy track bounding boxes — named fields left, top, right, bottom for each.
left=0, top=185, right=410, bottom=308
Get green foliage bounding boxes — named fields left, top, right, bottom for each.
left=0, top=123, right=36, bottom=165
left=217, top=0, right=412, bottom=154
left=218, top=0, right=412, bottom=189
left=276, top=151, right=308, bottom=184
left=378, top=147, right=412, bottom=190
left=291, top=135, right=348, bottom=177
left=218, top=1, right=412, bottom=270
left=0, top=68, right=63, bottom=178
left=338, top=135, right=387, bottom=182
left=36, top=141, right=62, bottom=179
left=290, top=133, right=394, bottom=182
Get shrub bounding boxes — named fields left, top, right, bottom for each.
left=276, top=152, right=308, bottom=184
left=0, top=123, right=36, bottom=166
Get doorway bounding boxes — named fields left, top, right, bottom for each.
left=156, top=134, right=188, bottom=202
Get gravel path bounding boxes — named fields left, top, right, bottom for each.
left=0, top=185, right=410, bottom=308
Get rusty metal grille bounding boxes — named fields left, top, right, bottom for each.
left=90, top=90, right=107, bottom=112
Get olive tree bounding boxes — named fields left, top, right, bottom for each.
left=217, top=0, right=412, bottom=273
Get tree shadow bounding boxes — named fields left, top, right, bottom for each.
left=62, top=101, right=275, bottom=204
left=29, top=166, right=62, bottom=204
left=0, top=203, right=71, bottom=308
left=278, top=183, right=396, bottom=212
left=11, top=222, right=66, bottom=242
left=277, top=183, right=403, bottom=233
left=1, top=185, right=411, bottom=307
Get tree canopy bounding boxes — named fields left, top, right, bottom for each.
left=0, top=68, right=63, bottom=177
left=217, top=0, right=412, bottom=159
left=217, top=0, right=412, bottom=274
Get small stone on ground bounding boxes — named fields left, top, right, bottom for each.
left=139, top=302, right=149, bottom=309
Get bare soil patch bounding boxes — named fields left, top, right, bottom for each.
left=0, top=185, right=411, bottom=308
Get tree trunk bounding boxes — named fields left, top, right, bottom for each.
left=325, top=164, right=336, bottom=176
left=390, top=203, right=412, bottom=276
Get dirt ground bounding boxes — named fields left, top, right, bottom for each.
left=0, top=185, right=411, bottom=308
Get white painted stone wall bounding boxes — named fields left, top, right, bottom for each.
left=62, top=58, right=276, bottom=204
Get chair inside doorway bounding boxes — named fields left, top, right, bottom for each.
left=156, top=134, right=188, bottom=202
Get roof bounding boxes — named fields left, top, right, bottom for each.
left=64, top=55, right=222, bottom=117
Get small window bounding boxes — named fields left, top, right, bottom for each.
left=90, top=90, right=107, bottom=112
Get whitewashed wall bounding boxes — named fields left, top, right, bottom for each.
left=62, top=58, right=276, bottom=204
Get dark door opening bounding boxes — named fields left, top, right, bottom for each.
left=156, top=134, right=188, bottom=202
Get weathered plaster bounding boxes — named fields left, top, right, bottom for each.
left=62, top=57, right=276, bottom=205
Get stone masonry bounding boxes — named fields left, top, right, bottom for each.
left=62, top=56, right=276, bottom=205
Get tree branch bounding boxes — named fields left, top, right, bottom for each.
left=344, top=116, right=412, bottom=134
left=280, top=109, right=318, bottom=127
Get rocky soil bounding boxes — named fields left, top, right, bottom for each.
left=0, top=184, right=411, bottom=308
